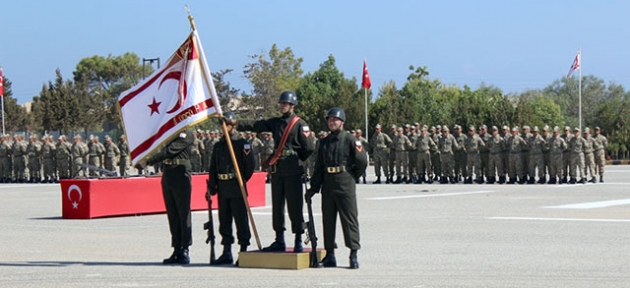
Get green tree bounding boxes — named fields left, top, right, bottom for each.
left=0, top=76, right=29, bottom=133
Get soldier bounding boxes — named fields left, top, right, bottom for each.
left=453, top=125, right=467, bottom=183
left=567, top=127, right=586, bottom=184
left=438, top=126, right=459, bottom=184
left=527, top=126, right=547, bottom=184
left=415, top=125, right=437, bottom=183
left=369, top=124, right=392, bottom=184
left=547, top=126, right=567, bottom=184
left=104, top=135, right=121, bottom=175
left=355, top=129, right=369, bottom=184
left=260, top=131, right=275, bottom=183
left=478, top=125, right=491, bottom=182
left=582, top=128, right=597, bottom=183
left=541, top=125, right=552, bottom=182
left=138, top=129, right=195, bottom=265
left=593, top=127, right=608, bottom=182
left=464, top=125, right=485, bottom=184
left=387, top=124, right=397, bottom=183
left=431, top=126, right=442, bottom=182
left=12, top=134, right=28, bottom=183
left=560, top=126, right=573, bottom=183
left=207, top=112, right=254, bottom=265
left=87, top=135, right=103, bottom=177
left=521, top=126, right=533, bottom=183
left=191, top=131, right=205, bottom=172
left=486, top=126, right=505, bottom=184
left=501, top=125, right=511, bottom=183
left=507, top=127, right=528, bottom=184
left=118, top=135, right=129, bottom=176
left=71, top=135, right=88, bottom=178
left=0, top=134, right=12, bottom=183
left=42, top=135, right=57, bottom=183
left=56, top=135, right=72, bottom=181
left=249, top=132, right=263, bottom=172
left=231, top=91, right=315, bottom=252
left=27, top=134, right=43, bottom=183
left=95, top=136, right=106, bottom=168
left=392, top=127, right=412, bottom=183
left=406, top=124, right=419, bottom=183
left=306, top=107, right=368, bottom=269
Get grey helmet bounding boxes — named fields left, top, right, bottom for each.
left=325, top=107, right=346, bottom=122
left=278, top=91, right=298, bottom=105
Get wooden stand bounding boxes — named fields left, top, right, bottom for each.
left=238, top=248, right=327, bottom=270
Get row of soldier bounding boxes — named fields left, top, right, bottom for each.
left=367, top=123, right=608, bottom=185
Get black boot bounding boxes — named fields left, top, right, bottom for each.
left=321, top=250, right=337, bottom=267
left=406, top=176, right=413, bottom=184
left=579, top=178, right=586, bottom=184
left=262, top=232, right=286, bottom=252
left=349, top=249, right=359, bottom=269
left=362, top=177, right=367, bottom=184
left=401, top=176, right=408, bottom=183
left=163, top=247, right=181, bottom=264
left=561, top=176, right=568, bottom=184
left=213, top=245, right=233, bottom=265
left=569, top=177, right=576, bottom=184
left=464, top=177, right=472, bottom=184
left=507, top=177, right=516, bottom=184
left=518, top=177, right=527, bottom=184
left=178, top=246, right=190, bottom=265
left=589, top=177, right=596, bottom=183
left=449, top=177, right=456, bottom=184
left=537, top=176, right=546, bottom=184
left=548, top=177, right=557, bottom=184
left=394, top=176, right=402, bottom=184
left=293, top=234, right=303, bottom=253
left=440, top=176, right=448, bottom=184
left=527, top=177, right=536, bottom=184
left=373, top=176, right=381, bottom=184
left=600, top=175, right=604, bottom=183
left=498, top=176, right=506, bottom=184
left=385, top=176, right=391, bottom=184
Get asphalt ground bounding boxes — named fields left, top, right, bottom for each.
left=1, top=166, right=629, bottom=288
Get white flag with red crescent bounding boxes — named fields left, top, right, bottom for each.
left=117, top=30, right=222, bottom=165
left=567, top=50, right=580, bottom=78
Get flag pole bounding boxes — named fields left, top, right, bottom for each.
left=578, top=48, right=582, bottom=132
left=364, top=85, right=368, bottom=141
left=1, top=67, right=4, bottom=135
left=186, top=7, right=262, bottom=251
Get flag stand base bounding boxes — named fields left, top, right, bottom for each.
left=238, top=247, right=326, bottom=269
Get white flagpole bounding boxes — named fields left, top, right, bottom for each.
left=1, top=67, right=4, bottom=135
left=578, top=48, right=582, bottom=132
left=364, top=87, right=368, bottom=141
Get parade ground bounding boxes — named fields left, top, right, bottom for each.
left=1, top=167, right=629, bottom=288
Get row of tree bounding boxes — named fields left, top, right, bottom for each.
left=2, top=44, right=629, bottom=158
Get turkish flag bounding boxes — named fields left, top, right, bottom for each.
left=362, top=59, right=371, bottom=89
left=0, top=68, right=4, bottom=96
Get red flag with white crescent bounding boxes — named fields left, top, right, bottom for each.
left=0, top=68, right=4, bottom=96
left=362, top=59, right=371, bottom=89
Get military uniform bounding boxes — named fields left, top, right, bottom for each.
left=0, top=136, right=12, bottom=182
left=208, top=128, right=254, bottom=264
left=118, top=136, right=129, bottom=176
left=431, top=127, right=442, bottom=181
left=56, top=136, right=72, bottom=180
left=507, top=128, right=528, bottom=184
left=71, top=136, right=89, bottom=178
left=104, top=137, right=121, bottom=175
left=567, top=128, right=586, bottom=184
left=464, top=127, right=485, bottom=184
left=145, top=130, right=195, bottom=264
left=560, top=127, right=573, bottom=183
left=87, top=137, right=104, bottom=177
left=406, top=126, right=419, bottom=183
left=582, top=128, right=597, bottom=183
left=521, top=126, right=533, bottom=182
left=387, top=125, right=397, bottom=182
left=27, top=136, right=43, bottom=182
left=308, top=127, right=368, bottom=269
left=42, top=136, right=57, bottom=183
left=369, top=125, right=392, bottom=184
left=453, top=127, right=467, bottom=182
left=191, top=135, right=205, bottom=172
left=12, top=136, right=28, bottom=182
left=478, top=126, right=491, bottom=180
left=501, top=126, right=512, bottom=180
left=250, top=134, right=264, bottom=171
left=486, top=127, right=504, bottom=184
left=527, top=128, right=547, bottom=184
left=356, top=130, right=369, bottom=184
left=593, top=127, right=608, bottom=182
left=414, top=129, right=437, bottom=183
left=547, top=127, right=567, bottom=184
left=438, top=127, right=459, bottom=184
left=392, top=128, right=412, bottom=183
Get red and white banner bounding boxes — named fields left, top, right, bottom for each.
left=362, top=59, right=371, bottom=89
left=567, top=50, right=580, bottom=78
left=117, top=30, right=222, bottom=165
left=0, top=67, right=4, bottom=96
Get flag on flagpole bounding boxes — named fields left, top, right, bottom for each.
left=567, top=50, right=580, bottom=78
left=117, top=30, right=222, bottom=165
left=362, top=59, right=371, bottom=89
left=0, top=68, right=4, bottom=96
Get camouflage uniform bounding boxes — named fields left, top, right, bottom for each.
left=369, top=126, right=392, bottom=183
left=547, top=127, right=567, bottom=184
left=527, top=127, right=547, bottom=184
left=191, top=135, right=205, bottom=172
left=407, top=125, right=419, bottom=182
left=0, top=135, right=12, bottom=182
left=27, top=135, right=43, bottom=182
left=521, top=126, right=533, bottom=182
left=560, top=127, right=573, bottom=183
left=567, top=128, right=586, bottom=184
left=250, top=133, right=264, bottom=171
left=12, top=135, right=28, bottom=182
left=478, top=126, right=491, bottom=179
left=87, top=136, right=104, bottom=176
left=56, top=136, right=72, bottom=180
left=118, top=136, right=129, bottom=176
left=582, top=128, right=597, bottom=183
left=392, top=127, right=412, bottom=183
left=507, top=128, right=528, bottom=184
left=486, top=127, right=504, bottom=184
left=431, top=127, right=442, bottom=181
left=356, top=129, right=369, bottom=184
left=42, top=136, right=57, bottom=182
left=104, top=136, right=121, bottom=175
left=464, top=126, right=485, bottom=184
left=414, top=128, right=436, bottom=183
left=72, top=135, right=89, bottom=177
left=438, top=127, right=459, bottom=184
left=387, top=125, right=397, bottom=182
left=501, top=126, right=512, bottom=179
left=593, top=127, right=608, bottom=182
left=453, top=126, right=468, bottom=182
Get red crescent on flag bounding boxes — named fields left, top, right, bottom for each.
left=159, top=71, right=188, bottom=114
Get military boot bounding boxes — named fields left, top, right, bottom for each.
left=213, top=245, right=233, bottom=265
left=449, top=177, right=456, bottom=184
left=163, top=247, right=181, bottom=264
left=600, top=175, right=604, bottom=183
left=537, top=176, right=546, bottom=184
left=561, top=176, right=568, bottom=184
left=178, top=246, right=190, bottom=265
left=548, top=177, right=557, bottom=184
left=498, top=176, right=506, bottom=184
left=385, top=176, right=391, bottom=184
left=425, top=175, right=433, bottom=184
left=527, top=177, right=536, bottom=184
left=406, top=176, right=413, bottom=184
left=518, top=177, right=527, bottom=184
left=579, top=178, right=586, bottom=184
left=321, top=250, right=337, bottom=267
left=362, top=176, right=367, bottom=184
left=293, top=234, right=303, bottom=253
left=401, top=176, right=408, bottom=183
left=507, top=177, right=516, bottom=184
left=394, top=176, right=402, bottom=184
left=486, top=176, right=495, bottom=184
left=464, top=177, right=472, bottom=184
left=440, top=177, right=449, bottom=184
left=569, top=177, right=576, bottom=184
left=262, top=232, right=286, bottom=252
left=373, top=177, right=381, bottom=184
left=589, top=177, right=596, bottom=183
left=349, top=249, right=359, bottom=269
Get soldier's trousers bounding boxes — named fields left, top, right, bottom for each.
left=253, top=154, right=261, bottom=172
left=417, top=151, right=431, bottom=177
left=388, top=150, right=396, bottom=177
left=502, top=152, right=510, bottom=175
left=119, top=157, right=128, bottom=176
left=57, top=157, right=70, bottom=179
left=543, top=152, right=551, bottom=176
left=508, top=153, right=524, bottom=179
left=440, top=153, right=455, bottom=178
left=73, top=159, right=86, bottom=177
left=395, top=151, right=408, bottom=177
left=594, top=150, right=605, bottom=176
left=562, top=152, right=571, bottom=178
left=528, top=153, right=545, bottom=178
left=0, top=158, right=10, bottom=179
left=321, top=183, right=360, bottom=251
left=569, top=152, right=585, bottom=179
left=431, top=152, right=441, bottom=177
left=13, top=156, right=26, bottom=180
left=408, top=151, right=417, bottom=177
left=270, top=173, right=304, bottom=234
left=88, top=156, right=100, bottom=176
left=28, top=158, right=41, bottom=180
left=43, top=158, right=55, bottom=179
left=455, top=151, right=467, bottom=177
left=466, top=152, right=481, bottom=178
left=218, top=195, right=251, bottom=246
left=373, top=149, right=389, bottom=177
left=161, top=165, right=192, bottom=248
left=488, top=153, right=503, bottom=178
left=480, top=152, right=489, bottom=177
left=105, top=157, right=116, bottom=174
left=584, top=152, right=595, bottom=177
left=522, top=151, right=530, bottom=176
left=549, top=154, right=563, bottom=180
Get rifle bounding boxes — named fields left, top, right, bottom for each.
left=303, top=181, right=320, bottom=268
left=74, top=162, right=117, bottom=177
left=203, top=185, right=216, bottom=265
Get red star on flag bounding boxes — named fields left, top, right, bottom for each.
left=148, top=97, right=161, bottom=116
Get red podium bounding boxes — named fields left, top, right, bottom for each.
left=61, top=172, right=266, bottom=219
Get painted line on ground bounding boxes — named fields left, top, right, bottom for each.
left=488, top=216, right=630, bottom=223
left=544, top=198, right=630, bottom=209
left=367, top=190, right=494, bottom=200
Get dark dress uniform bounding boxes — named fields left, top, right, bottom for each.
left=208, top=131, right=254, bottom=264
left=237, top=112, right=315, bottom=251
left=145, top=130, right=194, bottom=264
left=309, top=129, right=368, bottom=268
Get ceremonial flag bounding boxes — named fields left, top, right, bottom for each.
left=567, top=50, right=580, bottom=78
left=0, top=68, right=4, bottom=96
left=117, top=30, right=222, bottom=165
left=362, top=59, right=371, bottom=89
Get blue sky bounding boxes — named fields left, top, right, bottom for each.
left=2, top=0, right=629, bottom=104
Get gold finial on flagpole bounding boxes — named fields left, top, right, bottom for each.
left=185, top=5, right=197, bottom=31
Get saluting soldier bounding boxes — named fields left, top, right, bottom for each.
left=464, top=125, right=485, bottom=184
left=478, top=125, right=491, bottom=181
left=87, top=135, right=103, bottom=177
left=12, top=134, right=28, bottom=183
left=415, top=125, right=437, bottom=183
left=306, top=107, right=368, bottom=269
left=207, top=112, right=255, bottom=265
left=501, top=125, right=511, bottom=183
left=547, top=126, right=567, bottom=184
left=527, top=126, right=547, bottom=184
left=104, top=135, right=121, bottom=175
left=567, top=127, right=587, bottom=184
left=118, top=135, right=129, bottom=176
left=486, top=126, right=505, bottom=184
left=593, top=127, right=608, bottom=182
left=42, top=135, right=57, bottom=183
left=0, top=135, right=12, bottom=183
left=453, top=125, right=467, bottom=183
left=56, top=135, right=72, bottom=181
left=191, top=131, right=205, bottom=172
left=369, top=124, right=392, bottom=184
left=521, top=126, right=533, bottom=183
left=582, top=128, right=597, bottom=183
left=260, top=131, right=275, bottom=183
left=407, top=124, right=420, bottom=183
left=27, top=134, right=43, bottom=183
left=231, top=91, right=315, bottom=253
left=387, top=125, right=397, bottom=183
